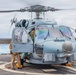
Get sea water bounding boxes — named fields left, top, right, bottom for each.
left=0, top=44, right=10, bottom=54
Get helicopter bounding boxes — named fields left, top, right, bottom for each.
left=0, top=5, right=76, bottom=64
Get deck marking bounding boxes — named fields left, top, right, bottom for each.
left=62, top=66, right=76, bottom=71
left=0, top=62, right=56, bottom=75
left=42, top=69, right=57, bottom=72
left=0, top=62, right=76, bottom=75
left=0, top=61, right=8, bottom=63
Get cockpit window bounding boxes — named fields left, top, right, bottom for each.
left=36, top=26, right=48, bottom=39
left=14, top=29, right=28, bottom=43
left=35, top=26, right=63, bottom=39
left=49, top=28, right=62, bottom=38
left=59, top=26, right=72, bottom=38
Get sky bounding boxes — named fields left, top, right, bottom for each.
left=0, top=0, right=76, bottom=38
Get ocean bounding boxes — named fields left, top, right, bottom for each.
left=0, top=44, right=10, bottom=54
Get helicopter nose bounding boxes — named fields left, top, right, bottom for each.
left=43, top=41, right=74, bottom=53
left=43, top=41, right=63, bottom=53
left=62, top=43, right=73, bottom=53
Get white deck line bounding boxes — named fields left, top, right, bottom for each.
left=0, top=62, right=76, bottom=75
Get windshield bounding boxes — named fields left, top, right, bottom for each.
left=35, top=26, right=63, bottom=39
left=49, top=27, right=63, bottom=38
left=59, top=26, right=72, bottom=38
left=36, top=26, right=48, bottom=39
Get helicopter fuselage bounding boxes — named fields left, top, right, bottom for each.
left=12, top=19, right=76, bottom=64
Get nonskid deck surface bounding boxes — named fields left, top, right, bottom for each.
left=0, top=55, right=76, bottom=75
left=5, top=63, right=76, bottom=74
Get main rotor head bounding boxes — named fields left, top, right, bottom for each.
left=27, top=5, right=60, bottom=12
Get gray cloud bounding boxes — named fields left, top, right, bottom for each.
left=0, top=0, right=76, bottom=38
left=0, top=0, right=76, bottom=9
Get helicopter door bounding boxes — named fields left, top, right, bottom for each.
left=12, top=27, right=33, bottom=53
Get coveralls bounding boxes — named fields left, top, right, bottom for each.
left=9, top=41, right=21, bottom=69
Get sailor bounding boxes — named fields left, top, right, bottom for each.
left=9, top=41, right=22, bottom=70
left=29, top=28, right=35, bottom=41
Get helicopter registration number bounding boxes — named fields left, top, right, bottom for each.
left=43, top=53, right=53, bottom=61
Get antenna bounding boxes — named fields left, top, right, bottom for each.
left=11, top=13, right=17, bottom=25
left=43, top=12, right=45, bottom=19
